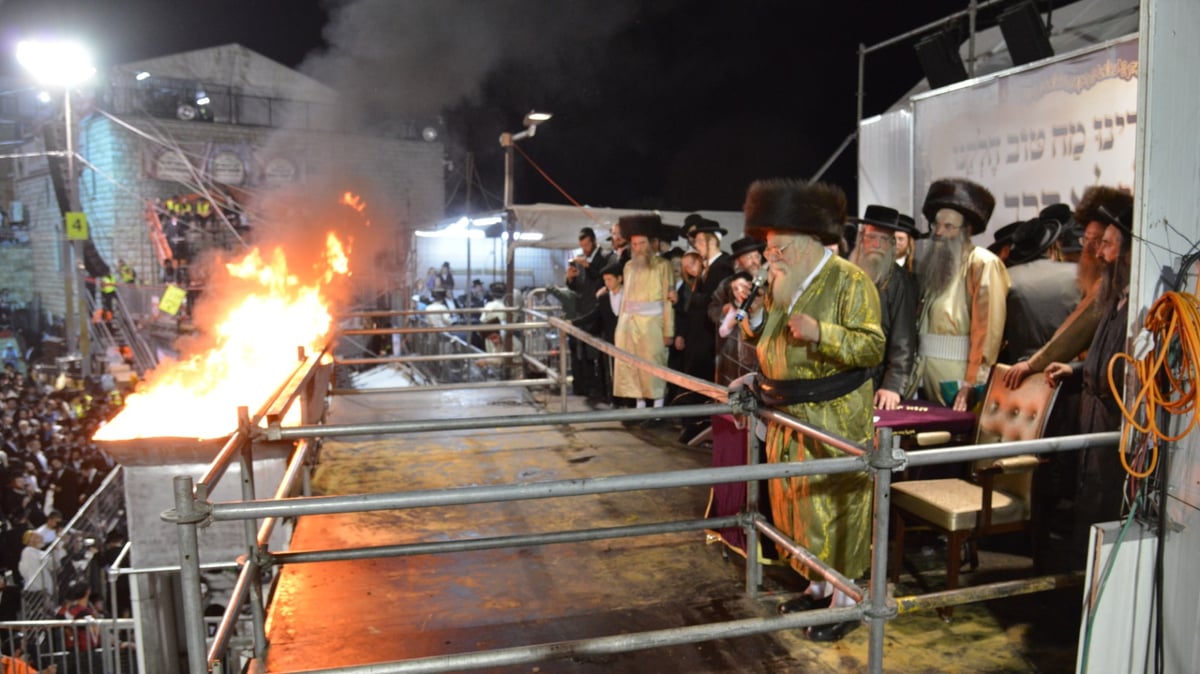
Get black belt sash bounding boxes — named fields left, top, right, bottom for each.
left=754, top=369, right=871, bottom=407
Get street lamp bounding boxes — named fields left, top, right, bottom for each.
left=17, top=39, right=96, bottom=369
left=497, top=110, right=551, bottom=371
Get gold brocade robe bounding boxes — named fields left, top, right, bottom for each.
left=750, top=256, right=884, bottom=581
left=916, top=246, right=1010, bottom=404
left=613, top=256, right=675, bottom=399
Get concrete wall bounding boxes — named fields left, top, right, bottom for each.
left=20, top=112, right=444, bottom=320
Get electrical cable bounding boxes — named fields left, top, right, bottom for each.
left=1108, top=282, right=1200, bottom=478
left=512, top=142, right=604, bottom=226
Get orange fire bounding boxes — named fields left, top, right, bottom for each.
left=94, top=233, right=353, bottom=441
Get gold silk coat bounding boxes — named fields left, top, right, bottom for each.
left=749, top=255, right=885, bottom=581
left=917, top=245, right=1010, bottom=404
left=613, top=256, right=675, bottom=400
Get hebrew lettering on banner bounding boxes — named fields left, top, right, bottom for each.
left=913, top=37, right=1138, bottom=238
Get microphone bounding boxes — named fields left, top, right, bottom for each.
left=734, top=264, right=769, bottom=321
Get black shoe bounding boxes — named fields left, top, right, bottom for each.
left=639, top=417, right=667, bottom=429
left=806, top=620, right=859, bottom=642
left=778, top=595, right=833, bottom=614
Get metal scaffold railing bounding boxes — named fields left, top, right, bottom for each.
left=164, top=308, right=1120, bottom=674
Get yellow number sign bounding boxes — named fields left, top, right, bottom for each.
left=65, top=212, right=89, bottom=241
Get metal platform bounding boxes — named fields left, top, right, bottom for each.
left=262, top=384, right=1079, bottom=673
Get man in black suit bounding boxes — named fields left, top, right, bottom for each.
left=573, top=262, right=624, bottom=406
left=678, top=216, right=733, bottom=382
left=566, top=227, right=613, bottom=400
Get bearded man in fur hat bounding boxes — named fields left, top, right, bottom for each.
left=915, top=178, right=1011, bottom=411
left=738, top=178, right=884, bottom=641
left=612, top=214, right=676, bottom=415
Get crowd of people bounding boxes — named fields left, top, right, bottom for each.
left=0, top=361, right=124, bottom=637
left=555, top=176, right=1135, bottom=642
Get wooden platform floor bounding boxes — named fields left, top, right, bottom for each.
left=261, top=380, right=1081, bottom=673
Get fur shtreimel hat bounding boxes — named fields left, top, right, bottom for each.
left=617, top=214, right=662, bottom=240
left=743, top=178, right=846, bottom=246
left=1074, top=186, right=1133, bottom=230
left=921, top=178, right=995, bottom=235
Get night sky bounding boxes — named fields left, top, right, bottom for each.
left=0, top=1, right=1060, bottom=217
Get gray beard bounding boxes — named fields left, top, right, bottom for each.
left=851, top=248, right=894, bottom=285
left=919, top=236, right=965, bottom=299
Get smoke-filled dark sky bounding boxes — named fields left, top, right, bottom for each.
left=0, top=0, right=1055, bottom=214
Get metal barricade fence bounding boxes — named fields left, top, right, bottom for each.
left=21, top=467, right=125, bottom=621
left=0, top=616, right=138, bottom=674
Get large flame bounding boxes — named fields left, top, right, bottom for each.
left=94, top=233, right=352, bottom=441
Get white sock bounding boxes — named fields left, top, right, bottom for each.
left=831, top=588, right=856, bottom=608
left=636, top=399, right=646, bottom=409
left=806, top=581, right=831, bottom=598
left=653, top=398, right=664, bottom=407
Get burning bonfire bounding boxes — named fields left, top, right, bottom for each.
left=95, top=196, right=364, bottom=442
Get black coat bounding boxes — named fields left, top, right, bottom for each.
left=573, top=290, right=621, bottom=344
left=873, top=265, right=918, bottom=394
left=566, top=248, right=612, bottom=316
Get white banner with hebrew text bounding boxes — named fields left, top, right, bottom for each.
left=913, top=36, right=1138, bottom=237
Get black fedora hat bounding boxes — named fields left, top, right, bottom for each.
left=729, top=236, right=765, bottom=259
left=658, top=223, right=682, bottom=243
left=1007, top=216, right=1065, bottom=266
left=682, top=213, right=727, bottom=238
left=853, top=205, right=918, bottom=237
left=987, top=220, right=1022, bottom=255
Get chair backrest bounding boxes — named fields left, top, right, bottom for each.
left=972, top=363, right=1061, bottom=500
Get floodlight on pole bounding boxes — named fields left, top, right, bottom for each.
left=497, top=110, right=552, bottom=364
left=16, top=38, right=96, bottom=370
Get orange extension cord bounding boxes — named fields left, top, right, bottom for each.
left=1109, top=283, right=1200, bottom=478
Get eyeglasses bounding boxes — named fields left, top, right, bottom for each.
left=861, top=232, right=895, bottom=246
left=763, top=241, right=794, bottom=260
left=1079, top=235, right=1102, bottom=248
left=934, top=220, right=963, bottom=235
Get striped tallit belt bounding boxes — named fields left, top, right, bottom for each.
left=919, top=333, right=970, bottom=361
left=623, top=300, right=663, bottom=316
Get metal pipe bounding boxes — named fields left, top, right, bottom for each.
left=544, top=316, right=728, bottom=402
left=107, top=561, right=240, bottom=576
left=810, top=130, right=858, bottom=182
left=861, top=0, right=1007, bottom=54
left=756, top=408, right=867, bottom=456
left=289, top=606, right=866, bottom=673
left=866, top=428, right=895, bottom=674
left=332, top=377, right=558, bottom=396
left=895, top=573, right=1083, bottom=614
left=257, top=439, right=315, bottom=547
left=206, top=556, right=255, bottom=666
left=271, top=516, right=740, bottom=566
left=169, top=475, right=209, bottom=674
left=754, top=519, right=863, bottom=603
left=338, top=307, right=511, bottom=318
left=904, top=432, right=1121, bottom=468
left=276, top=403, right=732, bottom=440
left=968, top=0, right=978, bottom=77
left=336, top=351, right=518, bottom=365
left=238, top=413, right=268, bottom=658
left=213, top=456, right=865, bottom=522
left=341, top=321, right=547, bottom=336
left=744, top=418, right=762, bottom=597
left=558, top=328, right=568, bottom=413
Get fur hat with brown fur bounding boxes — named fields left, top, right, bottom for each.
left=617, top=214, right=663, bottom=240
left=743, top=178, right=846, bottom=246
left=921, top=178, right=996, bottom=235
left=1074, top=186, right=1133, bottom=229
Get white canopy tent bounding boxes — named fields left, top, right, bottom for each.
left=422, top=203, right=745, bottom=250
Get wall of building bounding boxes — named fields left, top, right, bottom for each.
left=20, top=112, right=444, bottom=321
